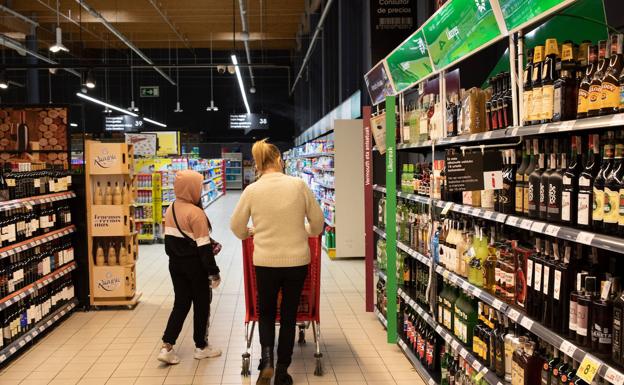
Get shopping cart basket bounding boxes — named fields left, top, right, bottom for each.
left=240, top=236, right=323, bottom=377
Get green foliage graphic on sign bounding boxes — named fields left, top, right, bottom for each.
left=498, top=0, right=572, bottom=32
left=386, top=30, right=433, bottom=92
left=423, top=0, right=502, bottom=70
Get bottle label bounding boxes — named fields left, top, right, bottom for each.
left=578, top=88, right=589, bottom=114
left=534, top=263, right=543, bottom=292
left=543, top=265, right=550, bottom=295
left=593, top=186, right=604, bottom=221
left=588, top=84, right=602, bottom=111
left=592, top=323, right=612, bottom=345
left=527, top=259, right=533, bottom=287
left=515, top=185, right=524, bottom=213
left=579, top=176, right=590, bottom=187
left=601, top=80, right=620, bottom=109
left=561, top=191, right=571, bottom=221
left=523, top=186, right=530, bottom=214
left=553, top=270, right=562, bottom=300
left=578, top=193, right=591, bottom=225
left=553, top=86, right=563, bottom=118
left=577, top=304, right=588, bottom=336
left=569, top=299, right=577, bottom=331
left=523, top=90, right=533, bottom=123
left=604, top=187, right=619, bottom=224
left=528, top=182, right=536, bottom=211
left=532, top=87, right=543, bottom=120
left=619, top=189, right=624, bottom=226
left=542, top=85, right=555, bottom=120
left=620, top=84, right=624, bottom=109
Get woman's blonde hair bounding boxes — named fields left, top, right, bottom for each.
left=252, top=138, right=282, bottom=174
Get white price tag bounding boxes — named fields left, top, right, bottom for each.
left=429, top=378, right=436, bottom=385
left=545, top=225, right=561, bottom=237
left=508, top=308, right=521, bottom=322
left=604, top=367, right=624, bottom=385
left=472, top=360, right=483, bottom=371
left=611, top=114, right=624, bottom=124
left=472, top=287, right=483, bottom=297
left=469, top=134, right=478, bottom=141
left=485, top=211, right=496, bottom=220
left=520, top=317, right=534, bottom=330
left=444, top=334, right=452, bottom=343
left=559, top=121, right=575, bottom=132
left=559, top=340, right=578, bottom=357
left=539, top=124, right=548, bottom=133
left=460, top=349, right=468, bottom=359
left=496, top=213, right=507, bottom=223
left=531, top=222, right=546, bottom=233
left=520, top=219, right=533, bottom=230
left=511, top=127, right=519, bottom=136
left=409, top=299, right=416, bottom=308
left=576, top=231, right=595, bottom=245
left=461, top=281, right=470, bottom=290
left=482, top=131, right=493, bottom=139
left=492, top=299, right=504, bottom=310
left=451, top=340, right=459, bottom=350
left=507, top=216, right=520, bottom=226
left=436, top=325, right=443, bottom=334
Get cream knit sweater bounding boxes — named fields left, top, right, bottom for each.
left=230, top=172, right=325, bottom=267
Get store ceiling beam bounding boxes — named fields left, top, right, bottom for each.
left=1, top=62, right=291, bottom=70
left=145, top=0, right=194, bottom=55
left=0, top=34, right=80, bottom=78
left=237, top=0, right=255, bottom=89
left=75, top=0, right=176, bottom=86
left=289, top=0, right=334, bottom=95
left=0, top=5, right=39, bottom=27
left=35, top=0, right=108, bottom=45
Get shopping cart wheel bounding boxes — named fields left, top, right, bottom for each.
left=241, top=353, right=251, bottom=376
left=313, top=353, right=323, bottom=376
left=298, top=326, right=306, bottom=345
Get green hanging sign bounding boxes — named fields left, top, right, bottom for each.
left=385, top=95, right=397, bottom=344
left=423, top=0, right=503, bottom=70
left=386, top=30, right=434, bottom=92
left=498, top=0, right=576, bottom=32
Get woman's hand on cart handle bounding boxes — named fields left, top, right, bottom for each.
left=247, top=227, right=255, bottom=238
left=209, top=274, right=221, bottom=289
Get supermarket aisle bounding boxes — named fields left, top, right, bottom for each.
left=0, top=192, right=424, bottom=385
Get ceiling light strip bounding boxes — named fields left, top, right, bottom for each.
left=143, top=117, right=167, bottom=128
left=231, top=55, right=251, bottom=114
left=76, top=92, right=138, bottom=117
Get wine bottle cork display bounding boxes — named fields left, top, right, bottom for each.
left=0, top=107, right=69, bottom=168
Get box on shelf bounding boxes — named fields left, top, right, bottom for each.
left=88, top=142, right=133, bottom=175
left=90, top=205, right=133, bottom=236
left=92, top=264, right=136, bottom=299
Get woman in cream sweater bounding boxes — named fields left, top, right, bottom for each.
left=230, top=139, right=324, bottom=385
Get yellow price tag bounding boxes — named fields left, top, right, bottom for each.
left=475, top=369, right=486, bottom=382
left=577, top=354, right=602, bottom=384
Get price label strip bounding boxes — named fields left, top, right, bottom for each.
left=605, top=367, right=624, bottom=385
left=559, top=340, right=578, bottom=358
left=577, top=354, right=602, bottom=384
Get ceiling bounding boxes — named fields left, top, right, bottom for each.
left=3, top=0, right=307, bottom=51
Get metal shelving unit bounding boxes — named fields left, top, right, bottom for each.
left=223, top=152, right=243, bottom=190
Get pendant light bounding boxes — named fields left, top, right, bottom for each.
left=0, top=70, right=8, bottom=89
left=84, top=69, right=96, bottom=89
left=207, top=34, right=219, bottom=111
left=174, top=47, right=183, bottom=112
left=128, top=51, right=139, bottom=112
left=49, top=0, right=68, bottom=53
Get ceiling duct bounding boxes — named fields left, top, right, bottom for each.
left=237, top=0, right=255, bottom=90
left=0, top=34, right=80, bottom=77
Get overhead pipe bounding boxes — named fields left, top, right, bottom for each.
left=237, top=0, right=255, bottom=89
left=146, top=0, right=194, bottom=55
left=0, top=34, right=80, bottom=77
left=289, top=0, right=335, bottom=95
left=0, top=5, right=39, bottom=27
left=36, top=0, right=106, bottom=44
left=75, top=0, right=176, bottom=86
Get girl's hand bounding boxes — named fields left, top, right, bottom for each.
left=247, top=227, right=255, bottom=237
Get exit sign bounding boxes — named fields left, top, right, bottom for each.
left=140, top=86, right=159, bottom=97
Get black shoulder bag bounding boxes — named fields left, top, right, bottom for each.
left=171, top=202, right=223, bottom=267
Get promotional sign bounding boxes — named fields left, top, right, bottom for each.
left=445, top=151, right=503, bottom=192
left=363, top=106, right=374, bottom=313
left=93, top=265, right=136, bottom=298
left=145, top=131, right=180, bottom=156
left=364, top=62, right=395, bottom=106
left=423, top=0, right=502, bottom=70
left=124, top=133, right=157, bottom=157
left=140, top=86, right=159, bottom=97
left=385, top=29, right=434, bottom=92
left=369, top=0, right=418, bottom=63
left=384, top=96, right=397, bottom=344
left=370, top=113, right=387, bottom=154
left=498, top=0, right=575, bottom=32
left=105, top=115, right=144, bottom=132
left=229, top=113, right=269, bottom=134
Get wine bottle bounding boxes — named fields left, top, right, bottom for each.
left=593, top=131, right=614, bottom=230
left=577, top=45, right=598, bottom=119
left=587, top=40, right=609, bottom=117
left=577, top=134, right=601, bottom=229
left=104, top=181, right=113, bottom=205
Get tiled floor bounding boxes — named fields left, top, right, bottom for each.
left=0, top=192, right=425, bottom=385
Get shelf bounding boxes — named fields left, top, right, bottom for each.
left=162, top=201, right=173, bottom=206
left=0, top=262, right=77, bottom=311
left=162, top=186, right=174, bottom=190
left=313, top=166, right=334, bottom=172
left=397, top=338, right=439, bottom=385
left=398, top=287, right=504, bottom=385
left=373, top=226, right=386, bottom=239
left=132, top=202, right=153, bottom=207
left=134, top=219, right=153, bottom=223
left=203, top=174, right=223, bottom=184
left=315, top=181, right=335, bottom=189
left=0, top=300, right=78, bottom=364
left=202, top=192, right=224, bottom=209
left=0, top=225, right=76, bottom=260
left=136, top=187, right=153, bottom=191
left=376, top=267, right=387, bottom=282
left=288, top=152, right=335, bottom=159
left=374, top=307, right=388, bottom=329
left=0, top=191, right=76, bottom=212
left=320, top=198, right=335, bottom=207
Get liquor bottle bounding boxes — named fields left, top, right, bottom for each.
left=613, top=289, right=624, bottom=365
left=591, top=276, right=619, bottom=356
left=542, top=347, right=558, bottom=385
left=548, top=139, right=566, bottom=222
left=551, top=243, right=571, bottom=334
left=593, top=131, right=614, bottom=230
left=516, top=141, right=530, bottom=215
left=576, top=275, right=597, bottom=348
left=489, top=75, right=501, bottom=130
left=542, top=240, right=554, bottom=329
left=554, top=354, right=571, bottom=385
left=94, top=181, right=103, bottom=205
left=600, top=34, right=624, bottom=115
left=553, top=63, right=578, bottom=122
left=104, top=181, right=113, bottom=205
left=493, top=312, right=505, bottom=378
left=561, top=136, right=582, bottom=226
left=531, top=45, right=545, bottom=125
left=95, top=243, right=105, bottom=266
left=578, top=45, right=599, bottom=119
left=523, top=48, right=535, bottom=125
left=531, top=239, right=545, bottom=319
left=541, top=38, right=560, bottom=123
left=529, top=139, right=545, bottom=218
left=502, top=73, right=513, bottom=128
left=500, top=150, right=516, bottom=214
left=577, top=134, right=601, bottom=229
left=587, top=40, right=609, bottom=117
left=113, top=182, right=122, bottom=205
left=118, top=242, right=128, bottom=266
left=540, top=139, right=556, bottom=220
left=604, top=132, right=624, bottom=235
left=524, top=139, right=537, bottom=216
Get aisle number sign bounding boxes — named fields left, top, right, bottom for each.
left=385, top=30, right=434, bottom=92
left=498, top=0, right=576, bottom=32
left=422, top=0, right=502, bottom=70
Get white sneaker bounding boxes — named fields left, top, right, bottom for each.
left=157, top=347, right=180, bottom=365
left=194, top=346, right=222, bottom=359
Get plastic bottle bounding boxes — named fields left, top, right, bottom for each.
left=95, top=243, right=105, bottom=266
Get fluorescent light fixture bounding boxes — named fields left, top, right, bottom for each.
left=49, top=27, right=68, bottom=53
left=0, top=71, right=8, bottom=89
left=143, top=117, right=167, bottom=127
left=69, top=123, right=78, bottom=127
left=76, top=92, right=138, bottom=117
left=231, top=54, right=250, bottom=114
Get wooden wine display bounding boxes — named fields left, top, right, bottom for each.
left=85, top=140, right=141, bottom=307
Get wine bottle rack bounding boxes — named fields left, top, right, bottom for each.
left=0, top=262, right=76, bottom=311
left=397, top=338, right=439, bottom=385
left=0, top=225, right=75, bottom=260
left=0, top=299, right=77, bottom=364
left=0, top=191, right=76, bottom=212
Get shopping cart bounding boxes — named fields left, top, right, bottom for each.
left=240, top=236, right=323, bottom=377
